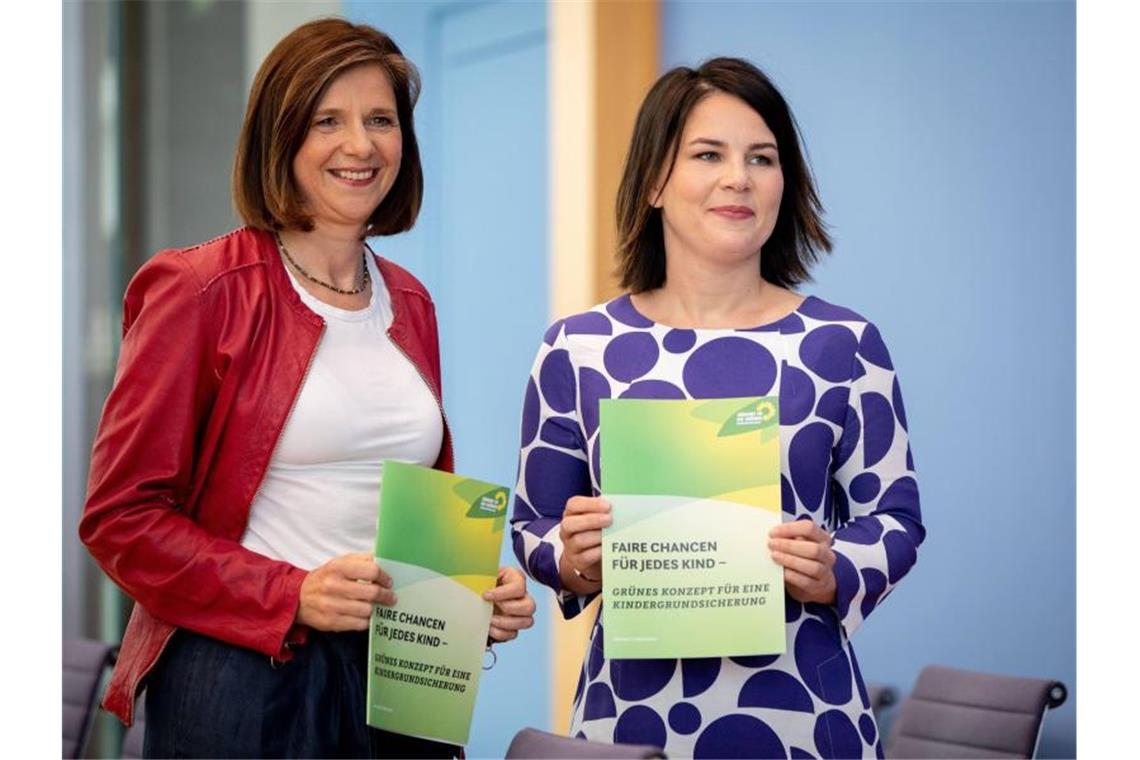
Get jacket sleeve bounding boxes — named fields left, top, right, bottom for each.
left=510, top=320, right=599, bottom=619
left=79, top=251, right=307, bottom=660
left=829, top=321, right=925, bottom=637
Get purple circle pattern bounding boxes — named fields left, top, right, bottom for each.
left=682, top=658, right=720, bottom=698
left=781, top=475, right=797, bottom=515
left=893, top=376, right=908, bottom=431
left=799, top=297, right=863, bottom=322
left=694, top=715, right=785, bottom=759
left=584, top=682, right=617, bottom=720
left=850, top=473, right=881, bottom=503
left=860, top=392, right=895, bottom=468
left=815, top=387, right=849, bottom=427
left=517, top=302, right=920, bottom=756
left=799, top=325, right=858, bottom=383
left=615, top=705, right=667, bottom=749
left=789, top=423, right=835, bottom=512
left=604, top=331, right=660, bottom=383
left=540, top=418, right=580, bottom=449
left=539, top=349, right=576, bottom=413
left=814, top=710, right=862, bottom=759
left=579, top=367, right=611, bottom=439
left=521, top=379, right=539, bottom=446
left=525, top=448, right=590, bottom=517
left=859, top=713, right=877, bottom=744
left=663, top=328, right=697, bottom=353
left=795, top=619, right=851, bottom=704
left=565, top=311, right=614, bottom=336
left=858, top=323, right=893, bottom=370
left=861, top=567, right=889, bottom=619
left=621, top=380, right=686, bottom=400
left=668, top=702, right=702, bottom=735
left=738, top=671, right=815, bottom=713
left=683, top=338, right=777, bottom=397
left=606, top=295, right=654, bottom=327
left=780, top=364, right=817, bottom=426
left=611, top=659, right=677, bottom=702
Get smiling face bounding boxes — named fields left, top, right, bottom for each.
left=291, top=63, right=403, bottom=233
left=652, top=90, right=785, bottom=272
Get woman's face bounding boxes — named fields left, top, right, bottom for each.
left=292, top=64, right=403, bottom=232
left=652, top=91, right=784, bottom=271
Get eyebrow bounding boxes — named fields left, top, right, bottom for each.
left=313, top=106, right=398, bottom=116
left=688, top=137, right=778, bottom=151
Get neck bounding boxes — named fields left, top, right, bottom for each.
left=277, top=224, right=367, bottom=287
left=631, top=235, right=805, bottom=329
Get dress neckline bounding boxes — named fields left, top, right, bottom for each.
left=615, top=292, right=815, bottom=333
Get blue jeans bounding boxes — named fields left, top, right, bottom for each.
left=144, top=628, right=462, bottom=758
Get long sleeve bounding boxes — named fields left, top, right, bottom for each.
left=79, top=251, right=307, bottom=659
left=829, top=321, right=925, bottom=636
left=510, top=320, right=599, bottom=619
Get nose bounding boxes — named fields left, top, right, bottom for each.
left=721, top=159, right=751, bottom=191
left=342, top=121, right=374, bottom=158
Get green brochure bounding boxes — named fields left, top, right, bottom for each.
left=600, top=397, right=786, bottom=659
left=366, top=460, right=507, bottom=745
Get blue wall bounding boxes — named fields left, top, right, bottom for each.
left=347, top=2, right=551, bottom=757
left=663, top=1, right=1076, bottom=755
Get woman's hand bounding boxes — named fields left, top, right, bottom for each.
left=483, top=566, right=536, bottom=643
left=558, top=496, right=611, bottom=592
left=296, top=552, right=396, bottom=631
left=768, top=520, right=837, bottom=605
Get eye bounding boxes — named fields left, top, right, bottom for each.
left=314, top=115, right=338, bottom=129
left=749, top=153, right=776, bottom=166
left=368, top=114, right=396, bottom=129
left=695, top=151, right=720, bottom=162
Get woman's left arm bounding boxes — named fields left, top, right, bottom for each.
left=827, top=321, right=925, bottom=636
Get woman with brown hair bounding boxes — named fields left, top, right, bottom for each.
left=512, top=58, right=924, bottom=757
left=80, top=18, right=534, bottom=758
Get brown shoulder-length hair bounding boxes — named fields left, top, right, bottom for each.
left=233, top=18, right=423, bottom=237
left=615, top=57, right=832, bottom=292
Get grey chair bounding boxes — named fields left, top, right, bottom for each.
left=867, top=682, right=899, bottom=717
left=63, top=638, right=117, bottom=758
left=885, top=665, right=1067, bottom=759
left=506, top=728, right=666, bottom=759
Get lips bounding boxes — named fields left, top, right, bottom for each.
left=710, top=206, right=755, bottom=219
left=329, top=168, right=379, bottom=185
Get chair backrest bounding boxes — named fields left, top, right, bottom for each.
left=866, top=682, right=898, bottom=717
left=886, top=665, right=1067, bottom=759
left=63, top=638, right=117, bottom=759
left=505, top=728, right=667, bottom=759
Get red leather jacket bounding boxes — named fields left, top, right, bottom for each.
left=79, top=227, right=454, bottom=725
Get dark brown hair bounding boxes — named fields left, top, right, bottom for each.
left=615, top=57, right=832, bottom=292
left=233, top=17, right=423, bottom=236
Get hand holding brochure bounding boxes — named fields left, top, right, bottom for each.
left=366, top=461, right=508, bottom=745
left=600, top=397, right=786, bottom=659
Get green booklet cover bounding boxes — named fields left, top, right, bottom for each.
left=366, top=460, right=508, bottom=745
left=600, top=397, right=786, bottom=659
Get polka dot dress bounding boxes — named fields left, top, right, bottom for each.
left=510, top=294, right=924, bottom=759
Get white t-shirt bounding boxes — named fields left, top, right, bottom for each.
left=240, top=253, right=444, bottom=570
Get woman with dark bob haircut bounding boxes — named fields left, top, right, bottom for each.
left=512, top=58, right=924, bottom=757
left=80, top=18, right=535, bottom=758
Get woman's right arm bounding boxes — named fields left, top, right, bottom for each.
left=79, top=251, right=308, bottom=659
left=509, top=320, right=604, bottom=619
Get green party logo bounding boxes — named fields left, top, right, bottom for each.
left=718, top=398, right=779, bottom=438
left=466, top=488, right=509, bottom=519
